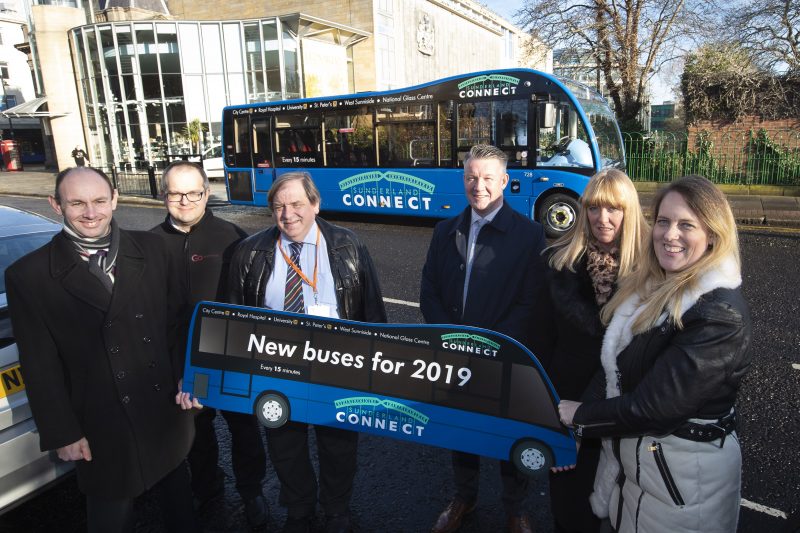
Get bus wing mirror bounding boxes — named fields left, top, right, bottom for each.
left=540, top=103, right=556, bottom=129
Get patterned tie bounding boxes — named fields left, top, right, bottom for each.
left=88, top=249, right=113, bottom=293
left=284, top=242, right=305, bottom=313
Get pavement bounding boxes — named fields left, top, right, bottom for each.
left=1, top=166, right=799, bottom=229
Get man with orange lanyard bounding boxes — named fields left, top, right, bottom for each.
left=227, top=171, right=387, bottom=533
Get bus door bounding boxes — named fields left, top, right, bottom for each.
left=225, top=114, right=256, bottom=204
left=251, top=116, right=275, bottom=200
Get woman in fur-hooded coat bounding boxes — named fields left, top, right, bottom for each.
left=559, top=176, right=752, bottom=533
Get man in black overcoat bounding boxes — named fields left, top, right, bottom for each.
left=5, top=167, right=196, bottom=532
left=420, top=144, right=546, bottom=533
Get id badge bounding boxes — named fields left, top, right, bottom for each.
left=308, top=303, right=333, bottom=317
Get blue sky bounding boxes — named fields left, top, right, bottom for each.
left=480, top=0, right=520, bottom=22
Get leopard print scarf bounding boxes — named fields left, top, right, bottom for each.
left=586, top=240, right=620, bottom=306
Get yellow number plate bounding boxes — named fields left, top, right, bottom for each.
left=0, top=364, right=25, bottom=399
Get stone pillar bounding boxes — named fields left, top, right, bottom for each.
left=30, top=5, right=87, bottom=170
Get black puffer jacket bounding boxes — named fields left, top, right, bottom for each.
left=574, top=286, right=752, bottom=437
left=227, top=217, right=387, bottom=323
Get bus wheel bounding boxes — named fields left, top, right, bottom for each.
left=511, top=439, right=553, bottom=477
left=539, top=193, right=579, bottom=238
left=254, top=392, right=290, bottom=428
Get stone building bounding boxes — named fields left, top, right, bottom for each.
left=13, top=0, right=550, bottom=169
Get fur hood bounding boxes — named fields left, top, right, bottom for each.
left=600, top=255, right=742, bottom=399
left=589, top=255, right=743, bottom=519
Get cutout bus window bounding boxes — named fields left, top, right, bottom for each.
left=184, top=301, right=577, bottom=477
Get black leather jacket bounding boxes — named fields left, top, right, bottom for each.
left=575, top=287, right=752, bottom=438
left=227, top=217, right=387, bottom=323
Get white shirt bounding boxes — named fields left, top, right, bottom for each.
left=264, top=222, right=340, bottom=318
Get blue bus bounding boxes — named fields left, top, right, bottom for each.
left=221, top=68, right=625, bottom=237
left=183, top=302, right=577, bottom=476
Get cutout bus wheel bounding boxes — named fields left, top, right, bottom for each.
left=254, top=392, right=290, bottom=428
left=511, top=439, right=553, bottom=477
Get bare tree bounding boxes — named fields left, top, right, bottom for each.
left=724, top=0, right=800, bottom=73
left=515, top=0, right=718, bottom=128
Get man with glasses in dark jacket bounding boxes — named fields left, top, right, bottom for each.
left=151, top=161, right=269, bottom=530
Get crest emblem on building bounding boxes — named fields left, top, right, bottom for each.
left=417, top=12, right=434, bottom=55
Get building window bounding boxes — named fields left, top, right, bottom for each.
left=503, top=29, right=515, bottom=61
left=377, top=0, right=392, bottom=14
left=71, top=17, right=308, bottom=168
left=0, top=62, right=8, bottom=80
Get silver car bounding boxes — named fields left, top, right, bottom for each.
left=0, top=205, right=72, bottom=515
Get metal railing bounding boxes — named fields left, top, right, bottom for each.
left=91, top=165, right=162, bottom=199
left=623, top=129, right=800, bottom=185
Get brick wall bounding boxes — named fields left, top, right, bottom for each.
left=688, top=118, right=800, bottom=158
left=686, top=117, right=800, bottom=183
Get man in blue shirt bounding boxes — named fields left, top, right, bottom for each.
left=227, top=171, right=387, bottom=533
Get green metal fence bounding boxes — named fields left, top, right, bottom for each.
left=623, top=129, right=800, bottom=185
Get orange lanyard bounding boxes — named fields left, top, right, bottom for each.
left=278, top=229, right=320, bottom=295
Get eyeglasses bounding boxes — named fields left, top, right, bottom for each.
left=166, top=191, right=206, bottom=203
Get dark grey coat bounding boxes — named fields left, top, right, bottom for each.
left=419, top=202, right=546, bottom=344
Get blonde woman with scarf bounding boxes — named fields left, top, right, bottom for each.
left=532, top=168, right=646, bottom=533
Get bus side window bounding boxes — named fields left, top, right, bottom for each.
left=438, top=101, right=454, bottom=167
left=323, top=109, right=375, bottom=168
left=252, top=118, right=272, bottom=168
left=457, top=102, right=491, bottom=156
left=273, top=114, right=323, bottom=167
left=230, top=116, right=251, bottom=168
left=376, top=104, right=435, bottom=168
left=537, top=102, right=594, bottom=169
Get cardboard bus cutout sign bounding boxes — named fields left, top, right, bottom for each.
left=182, top=302, right=577, bottom=476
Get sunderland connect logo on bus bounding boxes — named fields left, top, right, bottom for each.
left=334, top=396, right=429, bottom=437
left=457, top=74, right=520, bottom=98
left=441, top=333, right=501, bottom=358
left=339, top=171, right=435, bottom=211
